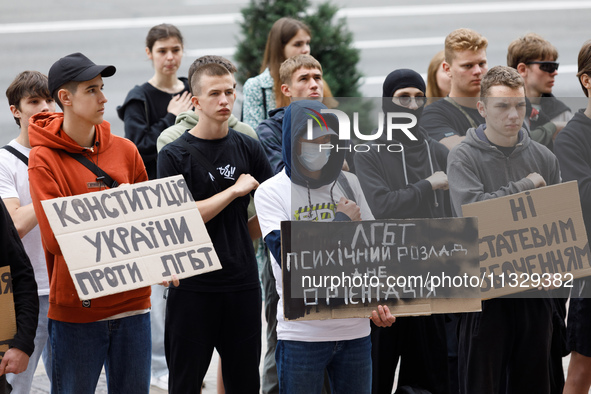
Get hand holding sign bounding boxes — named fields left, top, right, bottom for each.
left=336, top=197, right=361, bottom=221
left=41, top=176, right=222, bottom=300
left=526, top=173, right=546, bottom=188
left=370, top=305, right=396, bottom=327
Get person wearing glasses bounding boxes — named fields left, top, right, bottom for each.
left=507, top=33, right=573, bottom=150
left=355, top=69, right=451, bottom=394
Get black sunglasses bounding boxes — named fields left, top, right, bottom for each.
left=526, top=61, right=559, bottom=73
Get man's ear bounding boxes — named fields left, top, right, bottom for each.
left=58, top=89, right=72, bottom=107
left=145, top=47, right=152, bottom=60
left=191, top=95, right=200, bottom=110
left=9, top=105, right=21, bottom=120
left=477, top=100, right=486, bottom=118
left=281, top=84, right=292, bottom=98
left=442, top=61, right=452, bottom=78
left=581, top=73, right=591, bottom=93
left=516, top=63, right=528, bottom=77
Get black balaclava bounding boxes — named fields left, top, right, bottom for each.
left=382, top=69, right=427, bottom=145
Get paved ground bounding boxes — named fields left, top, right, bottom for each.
left=29, top=316, right=572, bottom=393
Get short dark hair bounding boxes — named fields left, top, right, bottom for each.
left=52, top=80, right=80, bottom=111
left=189, top=63, right=231, bottom=96
left=189, top=55, right=237, bottom=75
left=6, top=71, right=51, bottom=126
left=507, top=33, right=558, bottom=68
left=577, top=40, right=591, bottom=97
left=480, top=65, right=525, bottom=101
left=145, top=24, right=183, bottom=51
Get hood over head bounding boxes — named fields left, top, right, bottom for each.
left=382, top=69, right=427, bottom=145
left=28, top=112, right=112, bottom=153
left=282, top=100, right=346, bottom=188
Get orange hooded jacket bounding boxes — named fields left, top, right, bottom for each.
left=28, top=112, right=151, bottom=323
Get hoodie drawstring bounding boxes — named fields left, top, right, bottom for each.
left=306, top=180, right=338, bottom=221
left=401, top=140, right=439, bottom=208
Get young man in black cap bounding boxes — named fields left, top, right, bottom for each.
left=28, top=53, right=151, bottom=394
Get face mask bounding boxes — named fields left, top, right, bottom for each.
left=298, top=141, right=331, bottom=172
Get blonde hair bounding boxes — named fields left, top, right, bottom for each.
left=445, top=28, right=488, bottom=65
left=279, top=55, right=322, bottom=85
left=426, top=50, right=445, bottom=100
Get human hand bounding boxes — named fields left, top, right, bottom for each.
left=161, top=274, right=179, bottom=287
left=167, top=91, right=193, bottom=116
left=370, top=305, right=396, bottom=327
left=526, top=173, right=546, bottom=188
left=0, top=348, right=29, bottom=376
left=232, top=174, right=259, bottom=197
left=426, top=171, right=449, bottom=190
left=336, top=197, right=361, bottom=221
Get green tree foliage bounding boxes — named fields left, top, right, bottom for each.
left=234, top=0, right=362, bottom=97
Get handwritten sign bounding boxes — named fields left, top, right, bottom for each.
left=41, top=175, right=222, bottom=300
left=281, top=218, right=482, bottom=321
left=462, top=181, right=591, bottom=298
left=0, top=266, right=16, bottom=360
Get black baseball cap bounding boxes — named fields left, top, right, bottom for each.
left=48, top=52, right=116, bottom=96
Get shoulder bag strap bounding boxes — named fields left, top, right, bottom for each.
left=336, top=172, right=356, bottom=204
left=1, top=145, right=28, bottom=166
left=65, top=152, right=119, bottom=188
left=176, top=138, right=232, bottom=192
left=444, top=97, right=479, bottom=129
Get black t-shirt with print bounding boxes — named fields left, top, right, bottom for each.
left=158, top=128, right=273, bottom=292
left=423, top=98, right=485, bottom=141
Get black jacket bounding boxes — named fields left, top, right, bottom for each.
left=355, top=128, right=451, bottom=219
left=0, top=198, right=38, bottom=357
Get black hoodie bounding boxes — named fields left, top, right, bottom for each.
left=355, top=69, right=451, bottom=219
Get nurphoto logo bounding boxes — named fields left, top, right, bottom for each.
left=305, top=108, right=417, bottom=153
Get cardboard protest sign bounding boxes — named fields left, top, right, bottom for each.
left=41, top=175, right=222, bottom=300
left=0, top=266, right=16, bottom=361
left=462, top=181, right=591, bottom=298
left=281, top=218, right=482, bottom=321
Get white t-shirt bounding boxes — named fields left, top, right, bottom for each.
left=255, top=169, right=374, bottom=342
left=0, top=139, right=49, bottom=295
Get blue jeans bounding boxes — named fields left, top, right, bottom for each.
left=150, top=285, right=168, bottom=378
left=276, top=335, right=372, bottom=394
left=7, top=295, right=51, bottom=394
left=49, top=313, right=151, bottom=394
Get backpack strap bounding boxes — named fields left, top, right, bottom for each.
left=176, top=138, right=232, bottom=192
left=1, top=145, right=28, bottom=166
left=65, top=152, right=119, bottom=189
left=336, top=172, right=356, bottom=204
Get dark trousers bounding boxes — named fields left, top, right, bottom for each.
left=165, top=287, right=262, bottom=394
left=371, top=315, right=449, bottom=394
left=458, top=298, right=553, bottom=394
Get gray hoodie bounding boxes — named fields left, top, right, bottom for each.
left=447, top=125, right=560, bottom=217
